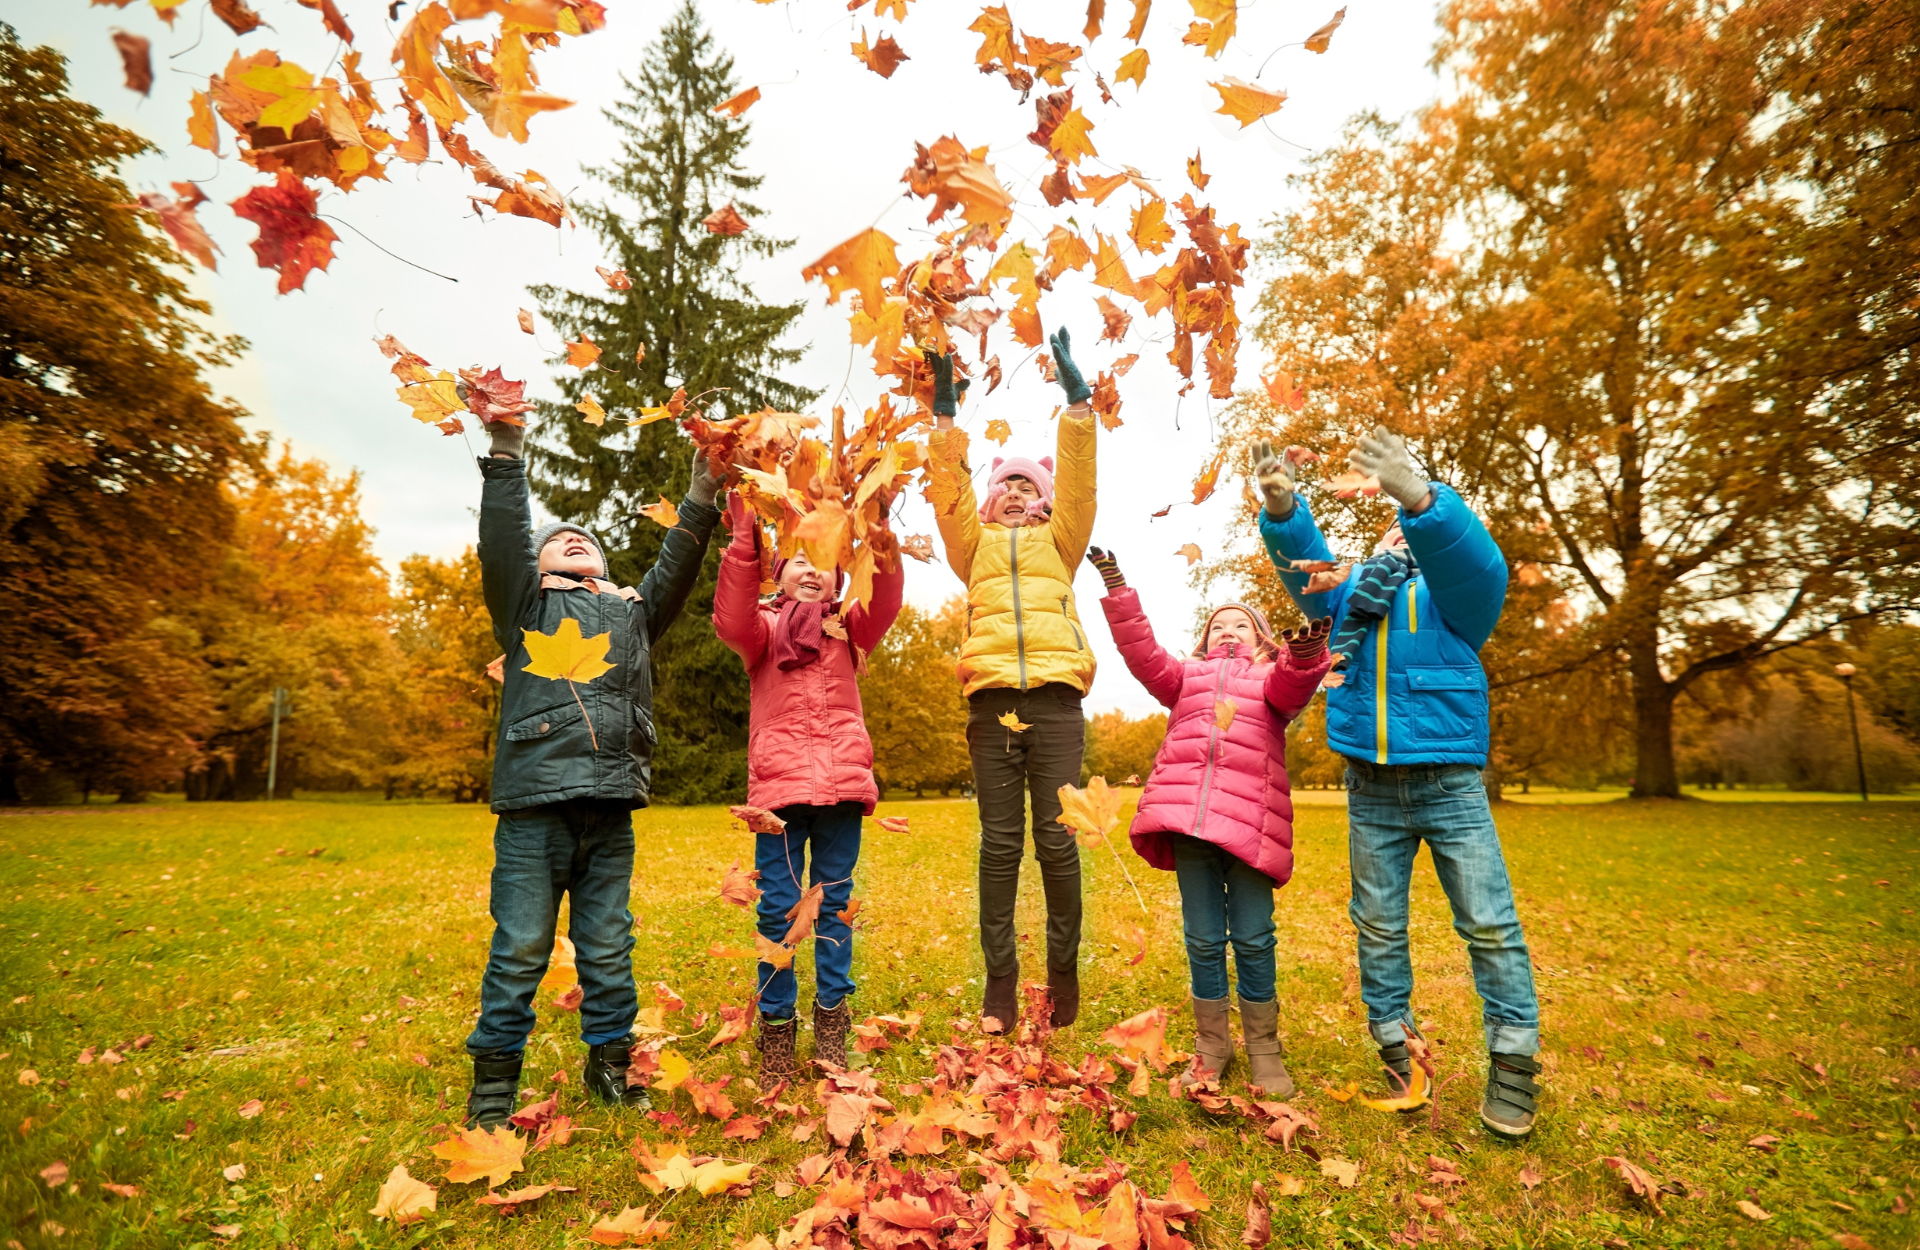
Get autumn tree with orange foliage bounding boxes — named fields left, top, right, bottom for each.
left=861, top=597, right=972, bottom=797
left=1218, top=0, right=1920, bottom=797
left=0, top=33, right=248, bottom=803
left=390, top=550, right=499, bottom=803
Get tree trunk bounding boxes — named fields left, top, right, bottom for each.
left=1629, top=660, right=1682, bottom=798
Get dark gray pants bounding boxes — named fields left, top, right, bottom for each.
left=966, top=683, right=1085, bottom=979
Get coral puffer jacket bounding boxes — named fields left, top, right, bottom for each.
left=927, top=411, right=1098, bottom=696
left=1102, top=588, right=1329, bottom=883
left=712, top=541, right=903, bottom=815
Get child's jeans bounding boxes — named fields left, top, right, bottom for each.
left=466, top=798, right=638, bottom=1057
left=1171, top=835, right=1277, bottom=1002
left=755, top=801, right=863, bottom=1021
left=964, top=683, right=1086, bottom=980
left=1344, top=759, right=1540, bottom=1056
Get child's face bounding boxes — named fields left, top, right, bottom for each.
left=539, top=532, right=605, bottom=578
left=779, top=552, right=834, bottom=603
left=988, top=475, right=1041, bottom=526
left=1206, top=608, right=1258, bottom=655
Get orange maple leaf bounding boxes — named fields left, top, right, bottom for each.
left=1102, top=1006, right=1172, bottom=1069
left=1057, top=776, right=1123, bottom=847
left=1305, top=7, right=1347, bottom=53
left=1188, top=150, right=1211, bottom=190
left=1213, top=77, right=1287, bottom=127
left=1176, top=542, right=1203, bottom=567
left=430, top=1125, right=525, bottom=1186
left=801, top=229, right=900, bottom=312
left=851, top=30, right=910, bottom=77
left=1129, top=197, right=1174, bottom=254
left=1047, top=108, right=1098, bottom=165
left=712, top=85, right=760, bottom=117
left=703, top=203, right=749, bottom=235
left=564, top=335, right=602, bottom=367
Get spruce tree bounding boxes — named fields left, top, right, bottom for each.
left=528, top=1, right=816, bottom=801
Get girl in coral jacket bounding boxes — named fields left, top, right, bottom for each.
left=712, top=495, right=904, bottom=1083
left=923, top=330, right=1101, bottom=1036
left=1089, top=545, right=1331, bottom=1096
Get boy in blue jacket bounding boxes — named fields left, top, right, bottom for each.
left=1253, top=427, right=1542, bottom=1138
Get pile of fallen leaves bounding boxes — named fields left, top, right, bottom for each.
left=100, top=0, right=606, bottom=290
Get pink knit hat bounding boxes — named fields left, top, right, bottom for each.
left=978, top=455, right=1056, bottom=525
left=1192, top=601, right=1280, bottom=661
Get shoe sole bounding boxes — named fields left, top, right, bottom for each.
left=1480, top=1110, right=1534, bottom=1137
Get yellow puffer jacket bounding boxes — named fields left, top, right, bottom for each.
left=928, top=410, right=1098, bottom=696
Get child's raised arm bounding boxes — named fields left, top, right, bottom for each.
left=1090, top=548, right=1185, bottom=709
left=1265, top=617, right=1333, bottom=722
left=476, top=422, right=538, bottom=650
left=637, top=450, right=724, bottom=645
left=847, top=514, right=906, bottom=654
left=712, top=494, right=770, bottom=666
left=1045, top=328, right=1097, bottom=568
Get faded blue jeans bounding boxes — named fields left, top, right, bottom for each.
left=466, top=799, right=638, bottom=1056
left=1171, top=835, right=1277, bottom=1003
left=1344, top=760, right=1540, bottom=1056
left=755, top=801, right=863, bottom=1021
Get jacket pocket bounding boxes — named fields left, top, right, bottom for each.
left=1403, top=666, right=1486, bottom=744
left=506, top=703, right=586, bottom=741
left=1060, top=597, right=1084, bottom=650
left=630, top=704, right=656, bottom=752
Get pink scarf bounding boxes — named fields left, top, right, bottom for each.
left=769, top=597, right=834, bottom=670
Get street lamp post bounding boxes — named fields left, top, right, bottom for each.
left=1834, top=663, right=1868, bottom=802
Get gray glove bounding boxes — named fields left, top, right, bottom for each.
left=688, top=450, right=723, bottom=507
left=1251, top=439, right=1296, bottom=519
left=459, top=381, right=527, bottom=459
left=1349, top=424, right=1433, bottom=513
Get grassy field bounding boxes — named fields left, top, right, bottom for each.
left=1, top=794, right=1915, bottom=1249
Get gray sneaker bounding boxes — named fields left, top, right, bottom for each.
left=1482, top=1052, right=1541, bottom=1137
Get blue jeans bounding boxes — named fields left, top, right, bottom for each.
left=1344, top=760, right=1540, bottom=1055
left=466, top=799, right=638, bottom=1056
left=755, top=801, right=863, bottom=1021
left=1171, top=835, right=1277, bottom=1003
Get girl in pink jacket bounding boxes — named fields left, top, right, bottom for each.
left=1088, top=546, right=1331, bottom=1097
left=713, top=497, right=904, bottom=1083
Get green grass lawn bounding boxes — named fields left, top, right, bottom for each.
left=1, top=795, right=1914, bottom=1249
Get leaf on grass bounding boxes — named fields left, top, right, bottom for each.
left=431, top=1126, right=525, bottom=1187
left=1167, top=1159, right=1212, bottom=1210
left=708, top=1004, right=752, bottom=1051
left=1735, top=1200, right=1771, bottom=1221
left=1319, top=1157, right=1359, bottom=1188
left=876, top=816, right=911, bottom=833
left=39, top=1161, right=68, bottom=1187
left=1102, top=1006, right=1171, bottom=1069
left=1242, top=1181, right=1271, bottom=1247
left=101, top=1181, right=139, bottom=1197
left=369, top=1165, right=437, bottom=1224
left=652, top=1049, right=691, bottom=1091
left=1600, top=1156, right=1663, bottom=1213
left=521, top=618, right=617, bottom=683
left=588, top=1204, right=674, bottom=1245
left=1517, top=1164, right=1544, bottom=1190
left=475, top=1183, right=575, bottom=1213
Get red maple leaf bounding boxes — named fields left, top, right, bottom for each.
left=456, top=366, right=537, bottom=426
left=230, top=171, right=337, bottom=294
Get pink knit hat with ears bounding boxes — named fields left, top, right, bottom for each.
left=978, top=455, right=1057, bottom=524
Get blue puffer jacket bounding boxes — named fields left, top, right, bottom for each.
left=1258, top=483, right=1506, bottom=766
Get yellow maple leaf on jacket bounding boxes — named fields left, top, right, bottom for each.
left=522, top=618, right=617, bottom=683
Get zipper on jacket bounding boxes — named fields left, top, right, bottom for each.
left=1408, top=580, right=1419, bottom=634
left=1375, top=606, right=1391, bottom=764
left=1009, top=526, right=1029, bottom=689
left=1061, top=596, right=1084, bottom=650
left=1191, top=644, right=1234, bottom=837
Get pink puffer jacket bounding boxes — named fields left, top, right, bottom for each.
left=713, top=542, right=903, bottom=815
left=1101, top=588, right=1329, bottom=883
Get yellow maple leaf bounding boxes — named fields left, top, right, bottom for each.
left=985, top=419, right=1012, bottom=445
left=998, top=710, right=1030, bottom=733
left=652, top=1048, right=691, bottom=1091
left=1057, top=776, right=1124, bottom=846
left=638, top=496, right=680, bottom=528
left=575, top=394, right=607, bottom=426
left=1358, top=1056, right=1431, bottom=1110
left=238, top=59, right=320, bottom=132
left=565, top=335, right=602, bottom=367
left=589, top=1204, right=674, bottom=1246
left=1114, top=47, right=1149, bottom=87
left=987, top=242, right=1041, bottom=307
left=396, top=371, right=463, bottom=423
left=1129, top=198, right=1174, bottom=254
left=1213, top=77, right=1287, bottom=127
left=521, top=618, right=617, bottom=684
left=800, top=228, right=900, bottom=312
left=1047, top=107, right=1098, bottom=165
left=369, top=1164, right=437, bottom=1223
left=430, top=1125, right=525, bottom=1187
left=692, top=1159, right=754, bottom=1196
left=187, top=89, right=219, bottom=152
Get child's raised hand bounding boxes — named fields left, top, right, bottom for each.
left=1086, top=545, right=1126, bottom=591
left=1282, top=616, right=1332, bottom=666
left=688, top=448, right=725, bottom=507
left=1252, top=439, right=1296, bottom=518
left=1348, top=424, right=1433, bottom=513
left=923, top=349, right=969, bottom=418
left=1048, top=328, right=1093, bottom=406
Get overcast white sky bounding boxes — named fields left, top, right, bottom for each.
left=26, top=0, right=1442, bottom=716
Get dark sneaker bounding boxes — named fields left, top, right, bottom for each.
left=757, top=1016, right=798, bottom=1085
left=465, top=1050, right=522, bottom=1130
left=812, top=1000, right=852, bottom=1070
left=1376, top=1041, right=1428, bottom=1109
left=1047, top=967, right=1080, bottom=1029
left=583, top=1035, right=652, bottom=1110
left=1482, top=1052, right=1542, bottom=1137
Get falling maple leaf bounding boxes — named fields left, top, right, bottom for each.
left=1058, top=777, right=1124, bottom=846
left=459, top=365, right=537, bottom=426
left=877, top=815, right=910, bottom=833
left=1319, top=1156, right=1360, bottom=1188
left=1263, top=371, right=1307, bottom=411
left=801, top=229, right=900, bottom=312
left=852, top=30, right=910, bottom=77
left=1358, top=1056, right=1430, bottom=1110
left=134, top=182, right=221, bottom=271
left=1192, top=449, right=1227, bottom=504
left=1097, top=295, right=1132, bottom=342
left=431, top=1125, right=526, bottom=1187
left=638, top=496, right=680, bottom=529
left=368, top=1165, right=436, bottom=1224
left=1102, top=1007, right=1171, bottom=1068
left=230, top=171, right=338, bottom=294
left=1048, top=108, right=1098, bottom=165
left=564, top=335, right=602, bottom=367
left=998, top=710, right=1030, bottom=733
left=729, top=804, right=787, bottom=834
left=1212, top=77, right=1287, bottom=127
left=1130, top=198, right=1174, bottom=254
left=210, top=0, right=264, bottom=34
left=782, top=882, right=827, bottom=947
left=718, top=860, right=762, bottom=907
left=703, top=203, right=750, bottom=236
left=517, top=308, right=535, bottom=333
left=112, top=30, right=153, bottom=94
left=1176, top=543, right=1203, bottom=566
left=1304, top=7, right=1347, bottom=53
left=576, top=394, right=607, bottom=426
left=984, top=419, right=1013, bottom=445
left=596, top=265, right=632, bottom=289
left=1115, top=46, right=1148, bottom=87
left=1326, top=470, right=1382, bottom=498
left=707, top=1004, right=752, bottom=1051
left=521, top=618, right=617, bottom=684
left=712, top=85, right=761, bottom=117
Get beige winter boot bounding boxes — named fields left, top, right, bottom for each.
left=1177, top=996, right=1235, bottom=1089
left=1239, top=996, right=1295, bottom=1098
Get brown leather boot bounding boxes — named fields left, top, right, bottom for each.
left=1176, top=996, right=1234, bottom=1089
left=982, top=964, right=1019, bottom=1034
left=1047, top=966, right=1080, bottom=1028
left=812, top=999, right=852, bottom=1070
left=757, top=1016, right=798, bottom=1085
left=1239, top=996, right=1295, bottom=1097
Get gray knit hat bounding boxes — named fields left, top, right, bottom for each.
left=530, top=521, right=605, bottom=574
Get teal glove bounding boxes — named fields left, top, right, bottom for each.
left=1049, top=328, right=1092, bottom=405
left=924, top=349, right=970, bottom=417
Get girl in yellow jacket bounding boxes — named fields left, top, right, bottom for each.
left=924, top=329, right=1099, bottom=1035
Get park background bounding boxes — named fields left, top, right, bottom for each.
left=3, top=0, right=1919, bottom=1247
